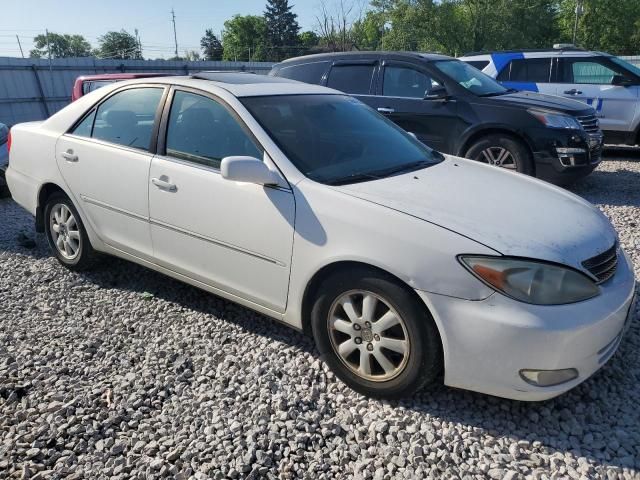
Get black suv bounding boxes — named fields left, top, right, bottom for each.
left=270, top=52, right=604, bottom=184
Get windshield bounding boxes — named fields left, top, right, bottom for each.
left=241, top=94, right=442, bottom=185
left=610, top=57, right=640, bottom=78
left=434, top=60, right=509, bottom=96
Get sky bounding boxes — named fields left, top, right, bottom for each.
left=0, top=0, right=324, bottom=59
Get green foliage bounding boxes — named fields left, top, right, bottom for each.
left=264, top=0, right=301, bottom=61
left=97, top=30, right=142, bottom=59
left=201, top=29, right=223, bottom=61
left=557, top=0, right=640, bottom=55
left=222, top=15, right=268, bottom=61
left=299, top=31, right=320, bottom=49
left=30, top=33, right=92, bottom=58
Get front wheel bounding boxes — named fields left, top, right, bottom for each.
left=44, top=192, right=100, bottom=271
left=311, top=267, right=443, bottom=399
left=465, top=134, right=534, bottom=176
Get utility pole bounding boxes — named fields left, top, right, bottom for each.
left=171, top=9, right=178, bottom=57
left=16, top=35, right=25, bottom=58
left=45, top=29, right=53, bottom=93
left=573, top=0, right=584, bottom=45
left=135, top=28, right=142, bottom=58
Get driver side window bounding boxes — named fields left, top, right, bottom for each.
left=383, top=66, right=440, bottom=99
left=165, top=91, right=262, bottom=169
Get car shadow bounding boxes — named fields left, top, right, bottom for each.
left=603, top=145, right=640, bottom=161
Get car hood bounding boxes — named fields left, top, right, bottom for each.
left=488, top=91, right=594, bottom=115
left=333, top=157, right=616, bottom=270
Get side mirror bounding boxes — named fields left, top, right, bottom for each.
left=220, top=156, right=279, bottom=186
left=611, top=74, right=635, bottom=87
left=424, top=85, right=449, bottom=100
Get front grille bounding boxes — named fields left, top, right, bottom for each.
left=582, top=244, right=618, bottom=284
left=577, top=114, right=600, bottom=133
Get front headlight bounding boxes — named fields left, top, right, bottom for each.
left=459, top=256, right=599, bottom=305
left=528, top=108, right=582, bottom=130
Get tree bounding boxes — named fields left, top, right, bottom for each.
left=222, top=15, right=267, bottom=61
left=557, top=0, right=640, bottom=54
left=97, top=30, right=142, bottom=59
left=314, top=0, right=366, bottom=52
left=184, top=50, right=201, bottom=61
left=29, top=33, right=91, bottom=58
left=299, top=31, right=320, bottom=49
left=201, top=29, right=223, bottom=61
left=264, top=0, right=301, bottom=61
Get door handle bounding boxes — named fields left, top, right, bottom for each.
left=151, top=177, right=177, bottom=192
left=61, top=150, right=78, bottom=162
left=377, top=107, right=395, bottom=114
left=563, top=89, right=583, bottom=95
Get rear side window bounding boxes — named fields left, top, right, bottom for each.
left=276, top=61, right=328, bottom=84
left=165, top=91, right=262, bottom=169
left=82, top=80, right=117, bottom=95
left=465, top=60, right=490, bottom=70
left=327, top=64, right=375, bottom=94
left=497, top=58, right=551, bottom=83
left=90, top=87, right=164, bottom=150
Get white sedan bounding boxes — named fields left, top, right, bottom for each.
left=6, top=73, right=636, bottom=400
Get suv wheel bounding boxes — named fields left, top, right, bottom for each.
left=311, top=267, right=443, bottom=399
left=465, top=134, right=534, bottom=175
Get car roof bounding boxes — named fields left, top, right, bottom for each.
left=76, top=73, right=172, bottom=81
left=278, top=51, right=454, bottom=65
left=461, top=49, right=611, bottom=59
left=119, top=72, right=338, bottom=97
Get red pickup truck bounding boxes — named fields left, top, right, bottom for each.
left=72, top=73, right=170, bottom=101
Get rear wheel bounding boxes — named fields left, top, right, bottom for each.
left=465, top=134, right=534, bottom=176
left=44, top=192, right=100, bottom=270
left=311, top=267, right=442, bottom=399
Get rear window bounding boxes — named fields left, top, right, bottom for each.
left=276, top=61, right=328, bottom=84
left=327, top=64, right=375, bottom=94
left=82, top=80, right=118, bottom=95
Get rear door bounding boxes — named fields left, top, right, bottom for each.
left=55, top=85, right=167, bottom=260
left=364, top=61, right=458, bottom=153
left=555, top=56, right=639, bottom=133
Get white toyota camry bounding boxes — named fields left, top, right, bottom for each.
left=6, top=73, right=636, bottom=400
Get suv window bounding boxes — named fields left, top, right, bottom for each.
left=327, top=64, right=375, bottom=94
left=383, top=66, right=440, bottom=98
left=560, top=58, right=626, bottom=84
left=497, top=58, right=551, bottom=83
left=465, top=60, right=490, bottom=70
left=277, top=61, right=328, bottom=84
left=72, top=87, right=163, bottom=151
left=166, top=91, right=262, bottom=169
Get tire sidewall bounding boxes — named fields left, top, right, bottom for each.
left=466, top=134, right=533, bottom=175
left=311, top=269, right=442, bottom=398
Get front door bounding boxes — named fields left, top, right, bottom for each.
left=148, top=89, right=295, bottom=313
left=554, top=57, right=639, bottom=133
left=55, top=86, right=166, bottom=260
left=364, top=62, right=459, bottom=153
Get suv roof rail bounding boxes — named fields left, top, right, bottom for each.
left=463, top=45, right=586, bottom=57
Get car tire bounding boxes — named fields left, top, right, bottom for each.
left=311, top=267, right=443, bottom=399
left=44, top=192, right=100, bottom=271
left=465, top=134, right=534, bottom=176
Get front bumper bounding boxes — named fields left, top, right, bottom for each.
left=529, top=127, right=603, bottom=184
left=417, top=249, right=636, bottom=401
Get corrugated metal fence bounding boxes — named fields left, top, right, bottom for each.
left=1, top=55, right=639, bottom=127
left=0, top=57, right=275, bottom=126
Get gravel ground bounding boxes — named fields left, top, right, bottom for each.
left=1, top=152, right=639, bottom=480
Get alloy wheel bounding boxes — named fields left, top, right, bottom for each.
left=477, top=146, right=517, bottom=169
left=49, top=203, right=81, bottom=260
left=328, top=290, right=410, bottom=382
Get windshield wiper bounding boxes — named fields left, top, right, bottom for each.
left=324, top=172, right=382, bottom=186
left=479, top=88, right=517, bottom=97
left=370, top=159, right=435, bottom=177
